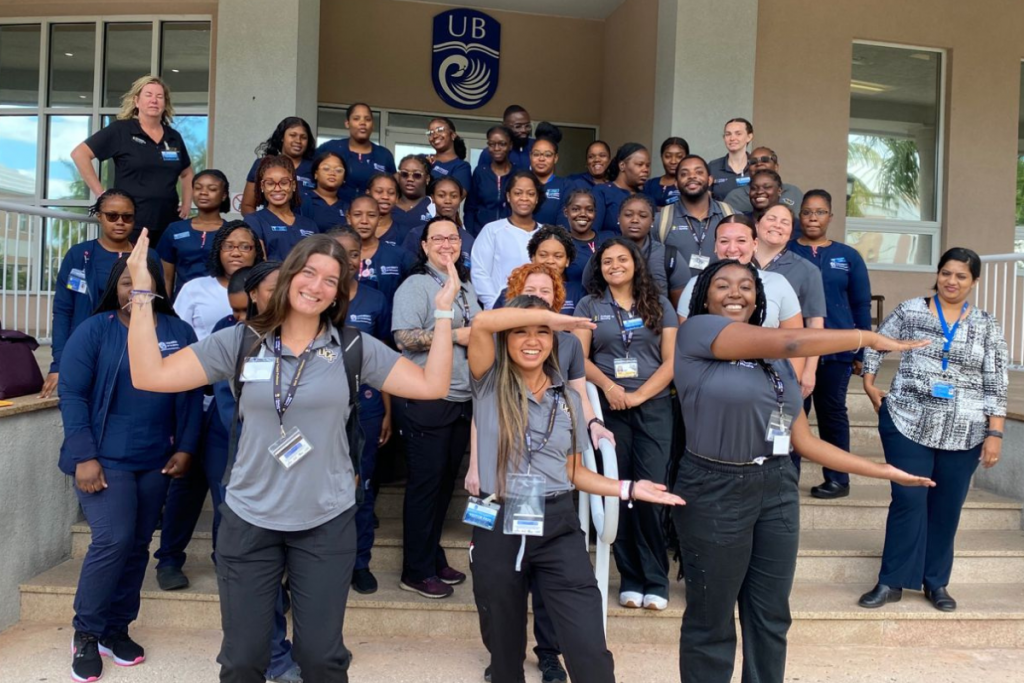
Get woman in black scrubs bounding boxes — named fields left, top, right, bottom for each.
left=672, top=259, right=933, bottom=683
left=71, top=75, right=192, bottom=245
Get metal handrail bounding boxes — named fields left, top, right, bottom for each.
left=975, top=252, right=1023, bottom=366
left=577, top=381, right=619, bottom=631
left=0, top=201, right=98, bottom=223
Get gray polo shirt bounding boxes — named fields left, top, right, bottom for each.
left=675, top=314, right=803, bottom=462
left=392, top=265, right=482, bottom=402
left=724, top=182, right=803, bottom=215
left=472, top=366, right=587, bottom=496
left=190, top=322, right=399, bottom=531
left=676, top=269, right=801, bottom=327
left=657, top=199, right=731, bottom=278
left=574, top=289, right=677, bottom=398
left=581, top=236, right=689, bottom=296
left=556, top=331, right=585, bottom=381
left=760, top=250, right=826, bottom=319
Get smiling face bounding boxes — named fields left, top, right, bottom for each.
left=220, top=228, right=257, bottom=276
left=346, top=104, right=374, bottom=143
left=532, top=238, right=569, bottom=274
left=134, top=82, right=166, bottom=119
left=315, top=154, right=346, bottom=192
left=97, top=195, right=135, bottom=242
left=334, top=233, right=361, bottom=279
left=715, top=223, right=757, bottom=263
left=422, top=219, right=462, bottom=270
left=935, top=259, right=977, bottom=306
left=398, top=159, right=427, bottom=199
left=505, top=111, right=532, bottom=142
left=600, top=244, right=635, bottom=287
left=586, top=143, right=610, bottom=178
left=799, top=195, right=832, bottom=241
left=283, top=125, right=309, bottom=160
left=193, top=174, right=226, bottom=213
left=565, top=193, right=596, bottom=236
left=749, top=175, right=781, bottom=211
left=427, top=118, right=454, bottom=154
left=756, top=205, right=793, bottom=248
left=346, top=197, right=380, bottom=240
left=261, top=166, right=295, bottom=208
left=369, top=177, right=397, bottom=216
left=706, top=263, right=757, bottom=322
left=507, top=177, right=539, bottom=218
left=619, top=150, right=651, bottom=189
left=251, top=270, right=279, bottom=314
left=530, top=139, right=558, bottom=177
left=430, top=179, right=464, bottom=220
left=521, top=272, right=556, bottom=308
left=506, top=323, right=553, bottom=371
left=288, top=253, right=341, bottom=316
left=723, top=121, right=753, bottom=153
left=619, top=199, right=653, bottom=243
left=676, top=157, right=711, bottom=200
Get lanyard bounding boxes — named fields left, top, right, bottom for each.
left=760, top=248, right=787, bottom=271
left=272, top=331, right=318, bottom=436
left=757, top=360, right=786, bottom=413
left=612, top=300, right=638, bottom=356
left=682, top=215, right=711, bottom=250
left=525, top=386, right=562, bottom=463
left=428, top=269, right=472, bottom=326
left=935, top=298, right=969, bottom=373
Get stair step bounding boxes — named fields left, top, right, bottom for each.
left=21, top=558, right=1024, bottom=646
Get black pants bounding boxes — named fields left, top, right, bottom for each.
left=600, top=395, right=673, bottom=598
left=797, top=361, right=853, bottom=484
left=672, top=453, right=799, bottom=683
left=400, top=398, right=472, bottom=582
left=216, top=504, right=356, bottom=683
left=471, top=492, right=615, bottom=683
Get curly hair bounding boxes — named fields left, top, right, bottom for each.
left=253, top=155, right=301, bottom=210
left=206, top=220, right=266, bottom=279
left=505, top=263, right=566, bottom=313
left=255, top=117, right=315, bottom=160
left=686, top=258, right=767, bottom=326
left=527, top=225, right=576, bottom=265
left=588, top=238, right=664, bottom=335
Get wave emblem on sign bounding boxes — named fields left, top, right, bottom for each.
left=432, top=10, right=501, bottom=110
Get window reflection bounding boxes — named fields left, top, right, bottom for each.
left=0, top=115, right=38, bottom=200
left=161, top=22, right=210, bottom=107
left=104, top=23, right=152, bottom=108
left=46, top=115, right=90, bottom=200
left=48, top=24, right=96, bottom=107
left=0, top=25, right=41, bottom=107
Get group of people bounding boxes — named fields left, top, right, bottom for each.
left=51, top=74, right=1009, bottom=683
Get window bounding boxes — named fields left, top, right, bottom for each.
left=0, top=18, right=211, bottom=211
left=845, top=42, right=944, bottom=269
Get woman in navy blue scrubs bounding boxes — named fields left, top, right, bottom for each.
left=368, top=173, right=406, bottom=246
left=316, top=103, right=396, bottom=204
left=563, top=188, right=615, bottom=287
left=427, top=117, right=472, bottom=193
left=239, top=117, right=316, bottom=215
left=392, top=155, right=434, bottom=238
left=347, top=195, right=415, bottom=302
left=157, top=169, right=229, bottom=297
left=530, top=123, right=574, bottom=228
left=299, top=152, right=350, bottom=232
left=643, top=137, right=688, bottom=208
left=569, top=140, right=612, bottom=189
left=243, top=156, right=322, bottom=261
left=593, top=143, right=652, bottom=234
left=466, top=125, right=513, bottom=236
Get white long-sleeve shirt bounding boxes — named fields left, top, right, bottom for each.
left=173, top=275, right=230, bottom=340
left=470, top=218, right=539, bottom=309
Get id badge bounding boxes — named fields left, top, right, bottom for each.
left=268, top=426, right=313, bottom=469
left=240, top=357, right=274, bottom=382
left=504, top=473, right=546, bottom=537
left=932, top=382, right=956, bottom=400
left=614, top=357, right=639, bottom=379
left=689, top=254, right=711, bottom=271
left=67, top=268, right=88, bottom=294
left=765, top=409, right=793, bottom=456
left=622, top=317, right=644, bottom=331
left=463, top=496, right=500, bottom=531
left=161, top=149, right=180, bottom=162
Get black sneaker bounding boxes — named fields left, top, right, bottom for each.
left=538, top=654, right=567, bottom=683
left=99, top=630, right=145, bottom=666
left=352, top=568, right=379, bottom=594
left=484, top=664, right=492, bottom=681
left=156, top=565, right=189, bottom=591
left=71, top=631, right=102, bottom=682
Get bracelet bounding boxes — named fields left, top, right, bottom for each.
left=985, top=429, right=1004, bottom=439
left=619, top=480, right=630, bottom=501
left=130, top=291, right=161, bottom=305
left=606, top=383, right=617, bottom=393
left=628, top=481, right=636, bottom=509
left=854, top=329, right=863, bottom=354
left=588, top=417, right=604, bottom=432
left=434, top=309, right=454, bottom=320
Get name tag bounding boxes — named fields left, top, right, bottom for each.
left=270, top=225, right=288, bottom=232
left=689, top=254, right=710, bottom=270
left=67, top=268, right=88, bottom=294
left=172, top=232, right=190, bottom=241
left=240, top=357, right=274, bottom=382
left=373, top=163, right=385, bottom=172
left=161, top=149, right=180, bottom=162
left=623, top=317, right=644, bottom=331
left=614, top=357, right=639, bottom=379
left=463, top=496, right=500, bottom=531
left=931, top=382, right=956, bottom=400
left=736, top=177, right=751, bottom=186
left=269, top=426, right=313, bottom=469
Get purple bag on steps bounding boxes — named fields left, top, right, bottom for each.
left=0, top=322, right=45, bottom=399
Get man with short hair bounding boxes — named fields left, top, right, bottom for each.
left=725, top=147, right=803, bottom=213
left=475, top=104, right=534, bottom=171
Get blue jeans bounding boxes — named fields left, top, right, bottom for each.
left=74, top=467, right=169, bottom=637
left=355, top=413, right=383, bottom=571
left=877, top=402, right=981, bottom=590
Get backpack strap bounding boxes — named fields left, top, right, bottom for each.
left=658, top=203, right=676, bottom=243
left=224, top=324, right=260, bottom=486
left=340, top=326, right=364, bottom=490
left=717, top=200, right=735, bottom=217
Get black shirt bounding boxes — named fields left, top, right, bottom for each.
left=85, top=118, right=191, bottom=202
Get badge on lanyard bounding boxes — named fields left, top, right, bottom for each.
left=240, top=357, right=274, bottom=382
left=932, top=298, right=968, bottom=400
left=67, top=268, right=88, bottom=294
left=613, top=302, right=641, bottom=378
left=689, top=254, right=711, bottom=271
left=760, top=361, right=792, bottom=457
left=504, top=473, right=546, bottom=536
left=269, top=426, right=313, bottom=469
left=464, top=495, right=500, bottom=531
left=267, top=332, right=318, bottom=468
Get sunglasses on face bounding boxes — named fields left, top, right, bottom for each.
left=102, top=212, right=134, bottom=223
left=425, top=126, right=448, bottom=137
left=400, top=170, right=425, bottom=180
left=748, top=155, right=777, bottom=166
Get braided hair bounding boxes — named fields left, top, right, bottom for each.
left=89, top=188, right=136, bottom=216
left=206, top=220, right=266, bottom=279
left=686, top=258, right=767, bottom=326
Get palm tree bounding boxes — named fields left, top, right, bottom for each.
left=847, top=135, right=921, bottom=218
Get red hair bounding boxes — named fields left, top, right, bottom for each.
left=505, top=263, right=565, bottom=312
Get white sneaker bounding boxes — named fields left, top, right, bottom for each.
left=619, top=591, right=643, bottom=608
left=643, top=594, right=668, bottom=611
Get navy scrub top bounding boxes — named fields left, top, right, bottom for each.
left=565, top=231, right=616, bottom=286
left=358, top=241, right=416, bottom=302
left=465, top=164, right=511, bottom=236
left=298, top=191, right=349, bottom=232
left=592, top=183, right=634, bottom=234
left=431, top=158, right=472, bottom=194
left=155, top=218, right=225, bottom=292
left=346, top=284, right=393, bottom=419
left=316, top=138, right=397, bottom=204
left=643, top=177, right=680, bottom=208
left=391, top=197, right=433, bottom=240
left=534, top=175, right=573, bottom=228
left=244, top=207, right=322, bottom=260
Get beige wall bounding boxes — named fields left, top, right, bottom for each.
left=318, top=0, right=604, bottom=126
left=600, top=0, right=657, bottom=151
left=753, top=0, right=1024, bottom=308
left=0, top=0, right=216, bottom=18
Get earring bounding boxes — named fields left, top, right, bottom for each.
left=330, top=300, right=337, bottom=308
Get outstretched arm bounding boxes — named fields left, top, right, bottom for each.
left=708, top=322, right=929, bottom=362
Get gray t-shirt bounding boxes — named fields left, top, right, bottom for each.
left=472, top=366, right=587, bottom=496
left=391, top=265, right=482, bottom=402
left=676, top=268, right=801, bottom=327
left=657, top=200, right=732, bottom=278
left=581, top=236, right=689, bottom=296
left=190, top=323, right=399, bottom=531
left=557, top=331, right=585, bottom=382
left=675, top=314, right=803, bottom=462
left=574, top=290, right=678, bottom=399
left=761, top=250, right=826, bottom=319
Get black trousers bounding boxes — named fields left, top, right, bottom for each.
left=216, top=504, right=356, bottom=683
left=672, top=452, right=799, bottom=683
left=600, top=395, right=673, bottom=598
left=797, top=360, right=853, bottom=484
left=400, top=398, right=472, bottom=582
left=471, top=492, right=615, bottom=683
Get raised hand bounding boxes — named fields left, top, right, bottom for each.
left=127, top=227, right=154, bottom=292
left=434, top=257, right=461, bottom=312
left=885, top=464, right=935, bottom=488
left=546, top=312, right=597, bottom=333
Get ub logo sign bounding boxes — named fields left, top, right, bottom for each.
left=432, top=9, right=501, bottom=110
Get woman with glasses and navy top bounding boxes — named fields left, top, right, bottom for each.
left=392, top=155, right=435, bottom=238
left=466, top=125, right=514, bottom=236
left=244, top=156, right=322, bottom=261
left=859, top=248, right=1008, bottom=613
left=157, top=169, right=230, bottom=297
left=70, top=75, right=192, bottom=246
left=62, top=255, right=202, bottom=683
left=298, top=152, right=350, bottom=232
left=593, top=143, right=652, bottom=234
left=346, top=195, right=415, bottom=302
left=316, top=103, right=397, bottom=204
left=426, top=117, right=472, bottom=193
left=239, top=117, right=316, bottom=216
left=643, top=137, right=688, bottom=208
left=569, top=140, right=612, bottom=190
left=563, top=189, right=615, bottom=288
left=42, top=190, right=160, bottom=399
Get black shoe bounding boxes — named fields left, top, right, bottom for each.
left=538, top=654, right=568, bottom=683
left=373, top=512, right=380, bottom=529
left=156, top=565, right=189, bottom=591
left=99, top=630, right=145, bottom=666
left=810, top=481, right=850, bottom=499
left=352, top=568, right=379, bottom=594
left=484, top=664, right=492, bottom=682
left=925, top=586, right=957, bottom=612
left=71, top=631, right=102, bottom=682
left=858, top=583, right=902, bottom=608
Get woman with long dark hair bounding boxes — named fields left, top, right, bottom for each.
left=157, top=169, right=230, bottom=296
left=124, top=229, right=458, bottom=682
left=61, top=255, right=202, bottom=683
left=593, top=143, right=651, bottom=233
left=240, top=117, right=316, bottom=215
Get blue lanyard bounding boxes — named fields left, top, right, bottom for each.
left=934, top=298, right=969, bottom=372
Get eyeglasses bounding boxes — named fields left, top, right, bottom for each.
left=261, top=179, right=294, bottom=191
left=487, top=140, right=510, bottom=149
left=509, top=123, right=532, bottom=132
left=400, top=170, right=425, bottom=180
left=222, top=242, right=255, bottom=253
left=428, top=235, right=462, bottom=245
left=319, top=166, right=345, bottom=174
left=531, top=151, right=555, bottom=160
left=101, top=211, right=134, bottom=223
left=748, top=155, right=777, bottom=165
left=800, top=209, right=830, bottom=217
left=425, top=126, right=448, bottom=137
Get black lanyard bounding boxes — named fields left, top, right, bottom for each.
left=612, top=300, right=639, bottom=355
left=682, top=215, right=711, bottom=250
left=272, top=331, right=318, bottom=436
left=428, top=269, right=472, bottom=326
left=525, top=385, right=563, bottom=463
left=756, top=359, right=786, bottom=412
left=759, top=248, right=787, bottom=271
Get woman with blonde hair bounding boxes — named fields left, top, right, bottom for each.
left=71, top=75, right=193, bottom=244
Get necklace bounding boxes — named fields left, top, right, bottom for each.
left=526, top=374, right=550, bottom=397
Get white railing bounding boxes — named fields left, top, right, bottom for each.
left=0, top=201, right=98, bottom=342
left=577, top=382, right=619, bottom=632
left=977, top=253, right=1024, bottom=366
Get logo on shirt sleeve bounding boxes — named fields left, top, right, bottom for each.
left=830, top=257, right=850, bottom=271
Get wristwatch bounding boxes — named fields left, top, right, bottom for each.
left=985, top=429, right=1004, bottom=439
left=434, top=309, right=454, bottom=320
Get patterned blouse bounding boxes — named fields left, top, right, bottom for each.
left=863, top=297, right=1008, bottom=450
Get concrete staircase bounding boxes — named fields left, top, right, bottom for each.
left=18, top=382, right=1024, bottom=648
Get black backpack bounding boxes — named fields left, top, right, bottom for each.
left=225, top=325, right=367, bottom=504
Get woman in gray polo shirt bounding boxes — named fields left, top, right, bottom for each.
left=673, top=258, right=933, bottom=683
left=123, top=230, right=460, bottom=683
left=468, top=295, right=683, bottom=683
